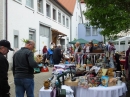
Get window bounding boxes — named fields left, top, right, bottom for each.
left=66, top=18, right=69, bottom=27
left=86, top=27, right=91, bottom=36
left=92, top=27, right=98, bottom=35
left=40, top=25, right=50, bottom=38
left=76, top=27, right=77, bottom=36
left=76, top=12, right=77, bottom=21
left=53, top=8, right=56, bottom=20
left=62, top=15, right=65, bottom=25
left=14, top=35, right=18, bottom=48
left=13, top=30, right=19, bottom=48
left=26, top=0, right=33, bottom=8
left=37, top=0, right=43, bottom=13
left=29, top=29, right=36, bottom=42
left=58, top=12, right=61, bottom=23
left=46, top=3, right=51, bottom=17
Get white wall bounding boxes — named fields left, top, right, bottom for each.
left=0, top=0, right=5, bottom=39
left=115, top=45, right=125, bottom=52
left=7, top=0, right=71, bottom=64
left=81, top=3, right=88, bottom=23
left=71, top=0, right=81, bottom=41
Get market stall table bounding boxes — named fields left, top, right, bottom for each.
left=39, top=85, right=74, bottom=97
left=74, top=83, right=127, bottom=97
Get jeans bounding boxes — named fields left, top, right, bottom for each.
left=49, top=54, right=53, bottom=65
left=14, top=78, right=34, bottom=97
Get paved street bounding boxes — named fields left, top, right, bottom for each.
left=8, top=68, right=53, bottom=97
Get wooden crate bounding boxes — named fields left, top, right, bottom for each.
left=92, top=50, right=104, bottom=53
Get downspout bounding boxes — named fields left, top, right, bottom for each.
left=5, top=0, right=8, bottom=58
left=5, top=0, right=8, bottom=40
left=70, top=16, right=72, bottom=41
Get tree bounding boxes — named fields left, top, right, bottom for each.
left=84, top=0, right=130, bottom=36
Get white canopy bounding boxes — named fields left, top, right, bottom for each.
left=115, top=36, right=130, bottom=52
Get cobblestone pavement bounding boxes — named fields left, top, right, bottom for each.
left=8, top=68, right=53, bottom=97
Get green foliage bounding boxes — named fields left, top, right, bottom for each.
left=21, top=38, right=29, bottom=43
left=74, top=38, right=77, bottom=40
left=84, top=0, right=130, bottom=36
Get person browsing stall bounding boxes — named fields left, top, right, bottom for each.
left=53, top=44, right=62, bottom=64
left=0, top=40, right=14, bottom=97
left=13, top=40, right=38, bottom=97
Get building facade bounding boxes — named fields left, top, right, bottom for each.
left=71, top=0, right=82, bottom=41
left=78, top=0, right=103, bottom=42
left=57, top=0, right=82, bottom=41
left=0, top=0, right=79, bottom=66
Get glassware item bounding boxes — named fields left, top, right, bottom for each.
left=116, top=71, right=121, bottom=77
left=86, top=66, right=89, bottom=71
left=116, top=77, right=122, bottom=86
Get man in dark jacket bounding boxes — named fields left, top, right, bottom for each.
left=0, top=40, right=14, bottom=97
left=53, top=44, right=62, bottom=64
left=13, top=40, right=38, bottom=97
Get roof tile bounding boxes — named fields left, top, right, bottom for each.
left=57, top=0, right=76, bottom=14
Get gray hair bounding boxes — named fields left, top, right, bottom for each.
left=25, top=40, right=34, bottom=44
left=76, top=41, right=80, bottom=44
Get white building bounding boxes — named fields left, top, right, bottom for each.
left=71, top=0, right=82, bottom=40
left=0, top=0, right=81, bottom=67
left=57, top=0, right=82, bottom=41
left=0, top=0, right=6, bottom=40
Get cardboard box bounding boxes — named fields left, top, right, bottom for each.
left=108, top=77, right=117, bottom=87
left=64, top=78, right=79, bottom=86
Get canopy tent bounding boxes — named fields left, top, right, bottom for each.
left=115, top=36, right=130, bottom=52
left=69, top=38, right=88, bottom=44
left=69, top=39, right=76, bottom=44
left=91, top=39, right=99, bottom=44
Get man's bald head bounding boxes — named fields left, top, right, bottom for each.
left=25, top=40, right=35, bottom=51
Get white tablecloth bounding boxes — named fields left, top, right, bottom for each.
left=39, top=85, right=74, bottom=97
left=74, top=83, right=127, bottom=97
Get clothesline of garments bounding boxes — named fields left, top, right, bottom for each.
left=72, top=53, right=115, bottom=68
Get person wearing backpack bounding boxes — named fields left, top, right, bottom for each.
left=47, top=46, right=54, bottom=67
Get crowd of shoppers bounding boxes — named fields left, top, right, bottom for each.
left=42, top=43, right=63, bottom=67
left=0, top=39, right=120, bottom=97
